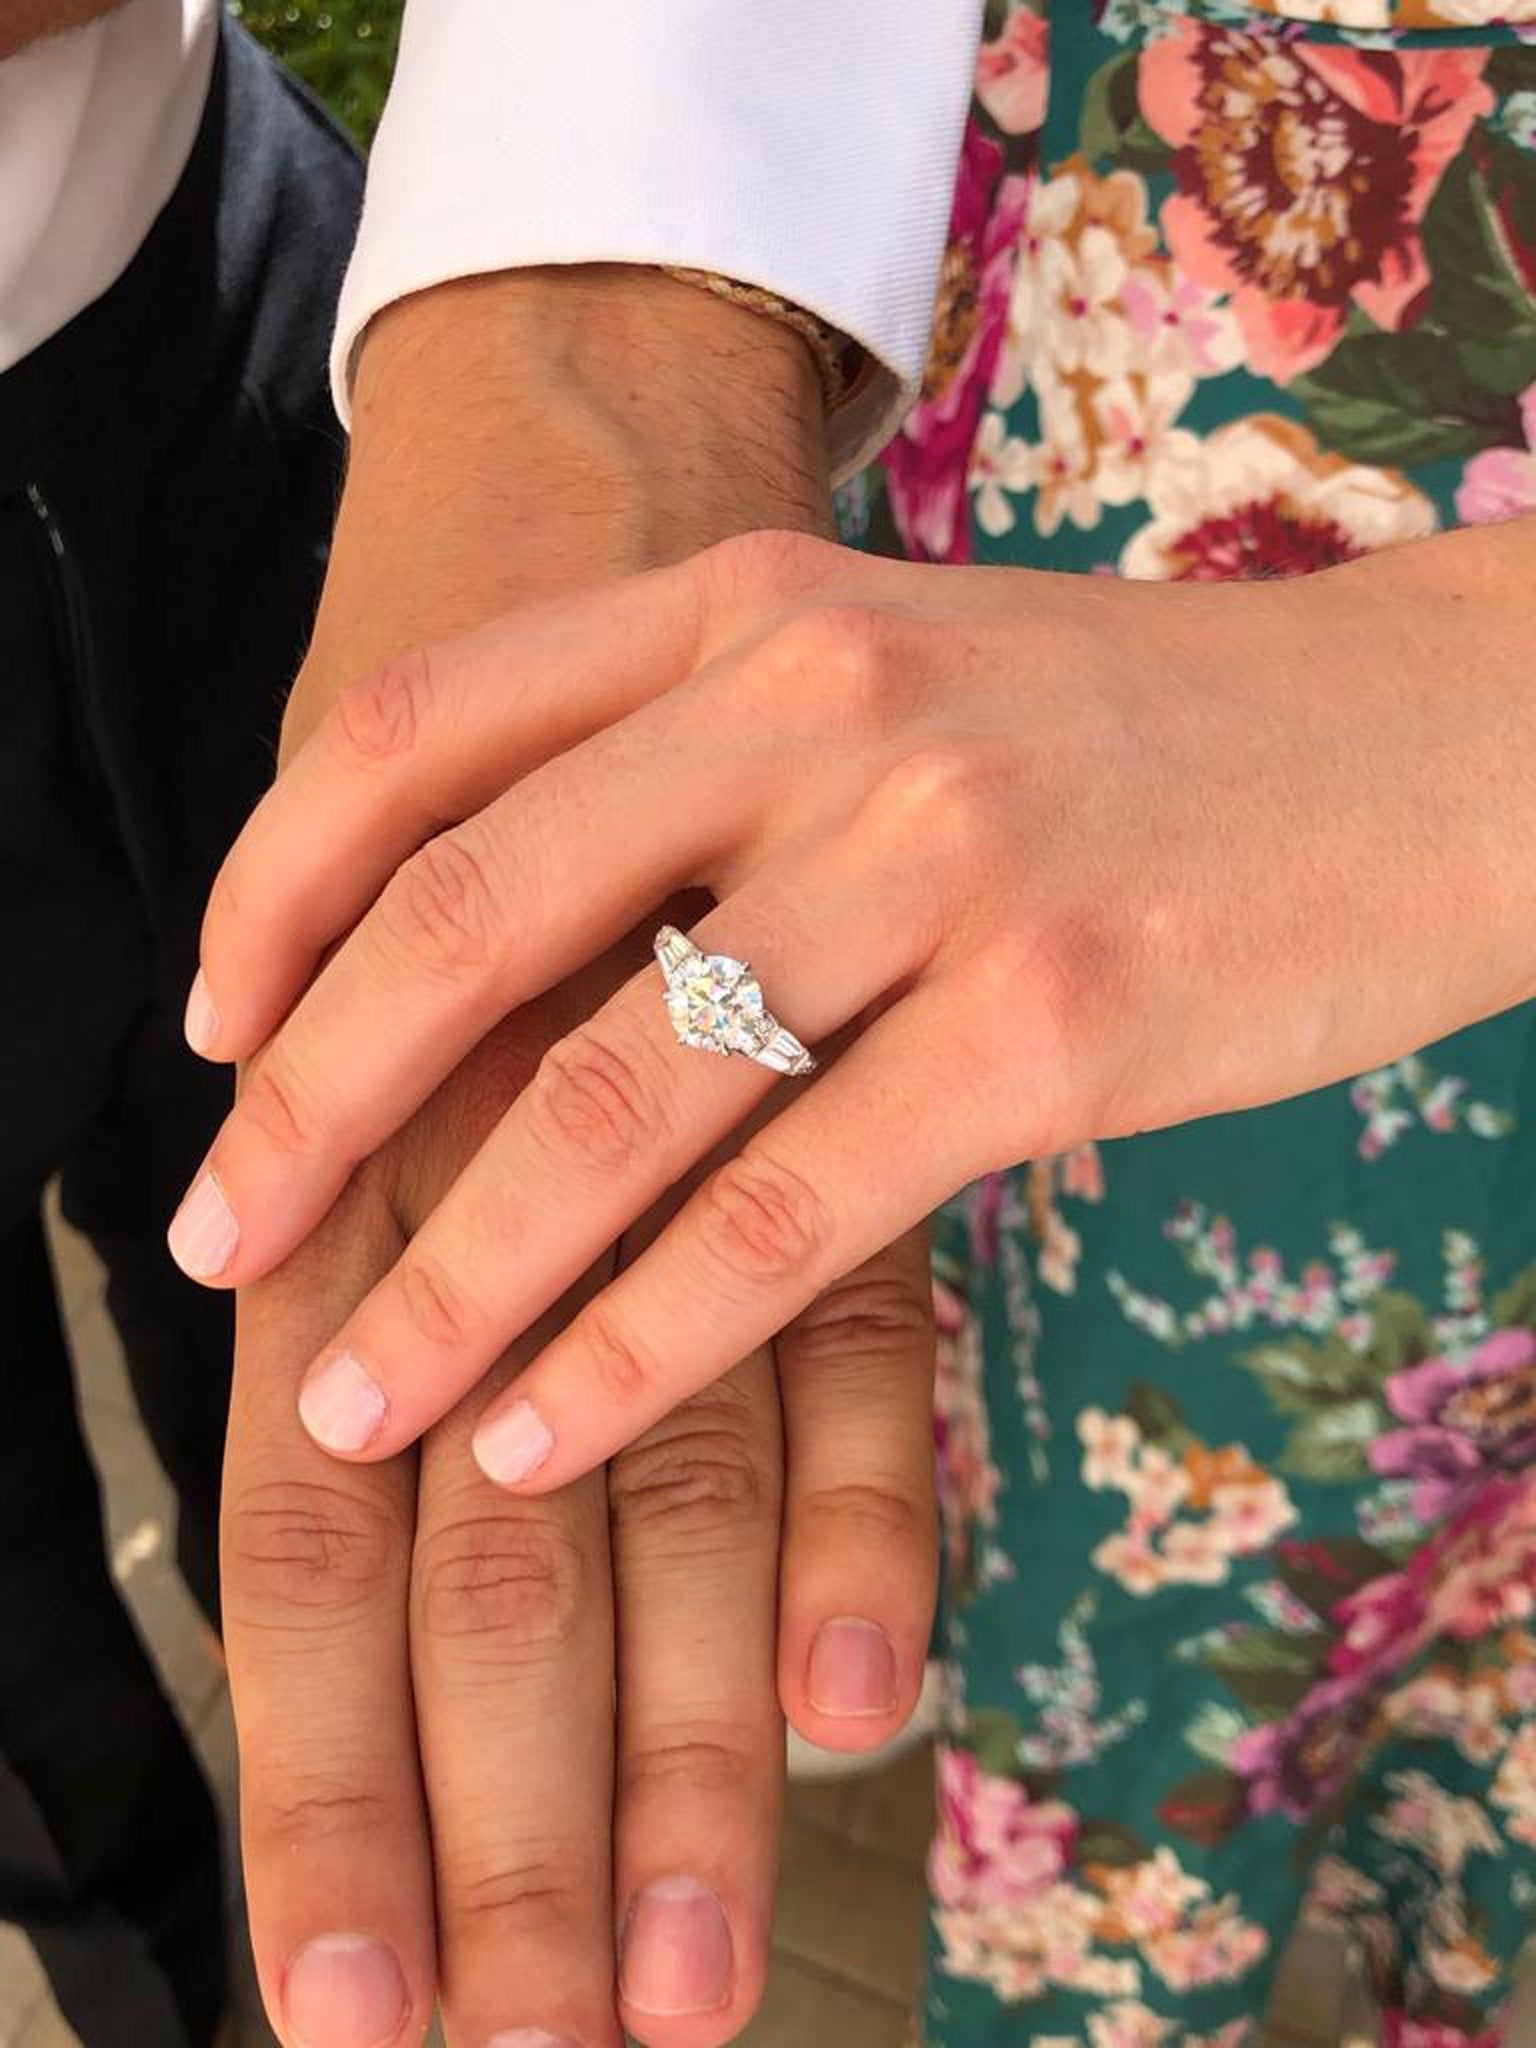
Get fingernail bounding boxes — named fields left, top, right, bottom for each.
left=807, top=1617, right=898, bottom=1718
left=300, top=1351, right=387, bottom=1454
left=472, top=1398, right=554, bottom=1487
left=620, top=1876, right=733, bottom=2016
left=167, top=1170, right=238, bottom=1280
left=486, top=2033, right=575, bottom=2048
left=283, top=1933, right=407, bottom=2048
left=183, top=969, right=219, bottom=1057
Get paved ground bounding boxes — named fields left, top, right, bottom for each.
left=6, top=1206, right=1492, bottom=2048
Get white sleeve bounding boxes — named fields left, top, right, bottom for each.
left=329, top=0, right=983, bottom=482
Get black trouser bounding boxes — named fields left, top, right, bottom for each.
left=0, top=20, right=360, bottom=2043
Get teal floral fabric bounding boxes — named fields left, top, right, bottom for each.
left=847, top=5, right=1536, bottom=2043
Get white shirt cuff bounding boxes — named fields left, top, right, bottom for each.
left=330, top=0, right=982, bottom=483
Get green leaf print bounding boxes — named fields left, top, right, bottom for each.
left=1238, top=1292, right=1427, bottom=1447
left=1078, top=52, right=1172, bottom=175
left=1487, top=44, right=1536, bottom=105
left=1362, top=1291, right=1436, bottom=1378
left=1493, top=1262, right=1536, bottom=1332
left=1291, top=332, right=1525, bottom=467
left=965, top=1705, right=1029, bottom=1781
left=1279, top=1400, right=1381, bottom=1483
left=1424, top=137, right=1536, bottom=369
left=1203, top=1630, right=1325, bottom=1719
left=1275, top=1538, right=1392, bottom=1624
left=1124, top=1379, right=1194, bottom=1451
left=1239, top=1336, right=1377, bottom=1418
left=1075, top=1820, right=1154, bottom=1869
left=1157, top=1767, right=1247, bottom=1848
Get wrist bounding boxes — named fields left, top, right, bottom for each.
left=351, top=266, right=831, bottom=545
left=294, top=265, right=833, bottom=752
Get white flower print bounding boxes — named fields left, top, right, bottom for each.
left=970, top=410, right=1035, bottom=538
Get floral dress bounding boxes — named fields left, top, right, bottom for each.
left=844, top=4, right=1536, bottom=2042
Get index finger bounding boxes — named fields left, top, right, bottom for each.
left=193, top=560, right=704, bottom=1067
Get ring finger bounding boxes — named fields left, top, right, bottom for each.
left=293, top=837, right=933, bottom=1466
left=608, top=1173, right=786, bottom=2048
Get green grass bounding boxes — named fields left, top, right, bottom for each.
left=235, top=0, right=403, bottom=146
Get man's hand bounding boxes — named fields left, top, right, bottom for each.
left=217, top=268, right=938, bottom=2046
left=223, top=973, right=938, bottom=2048
left=225, top=966, right=937, bottom=2039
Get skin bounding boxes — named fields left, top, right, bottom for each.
left=217, top=271, right=939, bottom=2048
left=0, top=0, right=128, bottom=61
left=182, top=502, right=1536, bottom=1500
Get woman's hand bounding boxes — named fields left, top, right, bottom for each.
left=186, top=516, right=1536, bottom=1491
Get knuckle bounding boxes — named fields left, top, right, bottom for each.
left=528, top=1021, right=669, bottom=1176
left=795, top=1478, right=934, bottom=1563
left=578, top=1305, right=665, bottom=1412
left=782, top=1272, right=935, bottom=1373
left=249, top=1780, right=394, bottom=1851
left=865, top=742, right=997, bottom=849
left=378, top=827, right=502, bottom=980
left=393, top=1250, right=485, bottom=1354
left=447, top=1850, right=591, bottom=1934
left=415, top=1513, right=586, bottom=1657
left=696, top=526, right=831, bottom=610
left=238, top=1050, right=333, bottom=1163
left=622, top=1726, right=756, bottom=1806
left=329, top=647, right=434, bottom=766
left=221, top=1478, right=401, bottom=1627
left=698, top=1148, right=832, bottom=1290
left=610, top=1411, right=769, bottom=1544
left=755, top=602, right=890, bottom=731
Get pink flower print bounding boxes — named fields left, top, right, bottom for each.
left=1143, top=1900, right=1269, bottom=1992
left=1381, top=2015, right=1504, bottom=2048
left=1078, top=1408, right=1140, bottom=1490
left=1085, top=2002, right=1176, bottom=2048
left=883, top=124, right=1031, bottom=564
left=1159, top=1519, right=1230, bottom=1585
left=1059, top=1143, right=1105, bottom=1203
left=1119, top=266, right=1240, bottom=381
left=1123, top=1444, right=1190, bottom=1525
left=1330, top=1564, right=1429, bottom=1677
left=1208, top=1476, right=1298, bottom=1551
left=1097, top=1849, right=1204, bottom=1940
left=1091, top=1527, right=1167, bottom=1597
left=930, top=1746, right=1078, bottom=1911
left=1141, top=23, right=1492, bottom=382
left=1371, top=1327, right=1536, bottom=1519
left=934, top=1282, right=1002, bottom=1586
left=1458, top=383, right=1536, bottom=527
left=1230, top=1673, right=1377, bottom=1820
left=976, top=7, right=1049, bottom=138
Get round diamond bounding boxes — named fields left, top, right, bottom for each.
left=665, top=952, right=766, bottom=1056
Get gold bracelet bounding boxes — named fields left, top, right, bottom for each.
left=661, top=264, right=861, bottom=413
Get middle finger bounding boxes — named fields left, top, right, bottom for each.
left=292, top=847, right=926, bottom=1465
left=411, top=1289, right=623, bottom=2048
